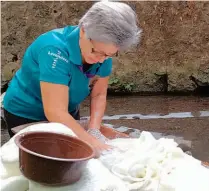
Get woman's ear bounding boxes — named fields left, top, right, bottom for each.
left=80, top=26, right=85, bottom=38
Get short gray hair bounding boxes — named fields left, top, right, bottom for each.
left=79, top=1, right=141, bottom=50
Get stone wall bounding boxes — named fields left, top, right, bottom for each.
left=1, top=1, right=209, bottom=94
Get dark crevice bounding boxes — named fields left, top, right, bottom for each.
left=190, top=76, right=209, bottom=96
left=158, top=73, right=168, bottom=93
left=193, top=87, right=209, bottom=96
left=1, top=83, right=8, bottom=94
left=189, top=75, right=208, bottom=86
left=154, top=73, right=168, bottom=93
left=12, top=54, right=18, bottom=62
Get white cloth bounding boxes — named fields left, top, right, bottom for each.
left=1, top=123, right=209, bottom=191
left=99, top=132, right=209, bottom=191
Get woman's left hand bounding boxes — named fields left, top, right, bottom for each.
left=100, top=125, right=130, bottom=139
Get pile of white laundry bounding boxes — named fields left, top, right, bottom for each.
left=1, top=123, right=209, bottom=191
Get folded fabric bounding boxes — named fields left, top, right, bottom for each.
left=0, top=159, right=21, bottom=179
left=1, top=175, right=29, bottom=191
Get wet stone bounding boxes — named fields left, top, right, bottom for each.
left=185, top=151, right=192, bottom=156
left=129, top=129, right=141, bottom=138
left=119, top=116, right=127, bottom=119
left=178, top=143, right=192, bottom=153
left=114, top=126, right=130, bottom=133
left=132, top=116, right=140, bottom=119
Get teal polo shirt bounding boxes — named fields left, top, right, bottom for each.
left=3, top=25, right=112, bottom=120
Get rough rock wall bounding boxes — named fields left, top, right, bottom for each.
left=1, top=1, right=209, bottom=94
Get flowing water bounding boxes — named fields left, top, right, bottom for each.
left=1, top=95, right=209, bottom=162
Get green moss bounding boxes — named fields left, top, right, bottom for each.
left=109, top=77, right=135, bottom=92
left=108, top=77, right=119, bottom=85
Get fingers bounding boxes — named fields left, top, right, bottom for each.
left=93, top=142, right=113, bottom=158
left=100, top=125, right=129, bottom=139
left=115, top=132, right=130, bottom=138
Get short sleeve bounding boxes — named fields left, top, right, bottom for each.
left=38, top=46, right=71, bottom=86
left=96, top=58, right=113, bottom=77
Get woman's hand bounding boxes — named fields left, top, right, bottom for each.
left=85, top=135, right=112, bottom=158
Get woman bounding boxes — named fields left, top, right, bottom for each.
left=3, top=1, right=141, bottom=153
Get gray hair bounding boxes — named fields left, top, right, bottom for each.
left=78, top=1, right=142, bottom=50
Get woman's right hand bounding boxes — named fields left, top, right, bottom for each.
left=83, top=134, right=112, bottom=158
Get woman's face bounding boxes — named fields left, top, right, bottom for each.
left=79, top=28, right=119, bottom=64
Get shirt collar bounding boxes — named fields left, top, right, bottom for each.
left=65, top=26, right=82, bottom=66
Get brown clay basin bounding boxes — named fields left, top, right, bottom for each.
left=15, top=131, right=95, bottom=186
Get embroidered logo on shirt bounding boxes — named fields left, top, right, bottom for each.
left=48, top=50, right=69, bottom=68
